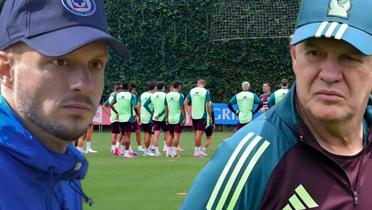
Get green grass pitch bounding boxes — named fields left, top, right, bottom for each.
left=82, top=131, right=234, bottom=210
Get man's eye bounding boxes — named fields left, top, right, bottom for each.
left=89, top=61, right=104, bottom=70
left=342, top=55, right=363, bottom=63
left=306, top=50, right=320, bottom=57
left=53, top=59, right=69, bottom=66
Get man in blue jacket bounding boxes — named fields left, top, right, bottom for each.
left=0, top=0, right=128, bottom=209
left=181, top=0, right=372, bottom=209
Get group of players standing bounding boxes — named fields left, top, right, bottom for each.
left=103, top=79, right=214, bottom=158
left=78, top=78, right=290, bottom=158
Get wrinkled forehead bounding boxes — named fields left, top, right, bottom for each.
left=298, top=37, right=365, bottom=55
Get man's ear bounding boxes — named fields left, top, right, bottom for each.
left=0, top=51, right=15, bottom=89
left=290, top=44, right=297, bottom=74
left=290, top=44, right=296, bottom=63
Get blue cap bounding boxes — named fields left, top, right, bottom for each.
left=0, top=0, right=129, bottom=58
left=291, top=0, right=372, bottom=55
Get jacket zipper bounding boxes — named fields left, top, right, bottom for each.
left=301, top=140, right=368, bottom=207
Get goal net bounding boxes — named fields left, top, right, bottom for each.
left=210, top=0, right=301, bottom=41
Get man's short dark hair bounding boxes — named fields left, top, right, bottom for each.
left=263, top=82, right=271, bottom=88
left=114, top=81, right=121, bottom=89
left=147, top=81, right=157, bottom=91
left=172, top=80, right=182, bottom=89
left=156, top=81, right=165, bottom=90
left=114, top=81, right=122, bottom=91
left=129, top=83, right=136, bottom=92
left=281, top=79, right=289, bottom=86
left=122, top=81, right=130, bottom=90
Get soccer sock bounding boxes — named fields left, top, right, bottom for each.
left=138, top=145, right=143, bottom=151
left=167, top=147, right=172, bottom=156
left=111, top=145, right=115, bottom=151
left=172, top=147, right=177, bottom=156
left=115, top=141, right=120, bottom=148
left=202, top=147, right=206, bottom=152
left=154, top=146, right=159, bottom=153
left=86, top=141, right=92, bottom=150
left=76, top=146, right=84, bottom=153
left=120, top=145, right=124, bottom=153
left=194, top=147, right=201, bottom=154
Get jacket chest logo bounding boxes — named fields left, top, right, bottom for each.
left=282, top=185, right=319, bottom=210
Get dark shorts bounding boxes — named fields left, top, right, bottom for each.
left=237, top=123, right=248, bottom=131
left=168, top=124, right=183, bottom=134
left=131, top=119, right=140, bottom=132
left=153, top=121, right=168, bottom=132
left=119, top=122, right=133, bottom=133
left=111, top=122, right=120, bottom=134
left=142, top=123, right=154, bottom=134
left=205, top=125, right=214, bottom=137
left=192, top=119, right=207, bottom=131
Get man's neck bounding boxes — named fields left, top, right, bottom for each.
left=297, top=103, right=363, bottom=156
left=20, top=115, right=69, bottom=153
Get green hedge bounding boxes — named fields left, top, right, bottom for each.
left=0, top=1, right=295, bottom=102
left=104, top=0, right=295, bottom=102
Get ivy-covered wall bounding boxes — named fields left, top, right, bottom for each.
left=104, top=0, right=295, bottom=102
left=0, top=1, right=295, bottom=102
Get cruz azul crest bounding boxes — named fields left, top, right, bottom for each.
left=62, top=0, right=96, bottom=16
left=328, top=0, right=351, bottom=18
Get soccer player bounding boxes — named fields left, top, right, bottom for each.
left=201, top=102, right=215, bottom=156
left=103, top=82, right=122, bottom=154
left=0, top=0, right=129, bottom=208
left=110, top=82, right=138, bottom=158
left=184, top=79, right=212, bottom=157
left=268, top=78, right=290, bottom=107
left=228, top=81, right=262, bottom=130
left=259, top=82, right=272, bottom=112
left=130, top=83, right=144, bottom=152
left=139, top=81, right=157, bottom=156
left=181, top=0, right=372, bottom=208
left=166, top=80, right=186, bottom=157
left=144, top=81, right=169, bottom=156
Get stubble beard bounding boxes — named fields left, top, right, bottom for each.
left=16, top=93, right=88, bottom=142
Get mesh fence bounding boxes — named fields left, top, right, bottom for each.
left=210, top=0, right=301, bottom=41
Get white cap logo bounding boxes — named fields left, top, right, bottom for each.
left=328, top=0, right=351, bottom=18
left=62, top=0, right=96, bottom=16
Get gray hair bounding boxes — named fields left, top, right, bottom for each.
left=242, top=81, right=250, bottom=91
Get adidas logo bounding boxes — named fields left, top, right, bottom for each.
left=282, top=185, right=318, bottom=210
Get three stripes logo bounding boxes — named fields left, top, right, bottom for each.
left=315, top=21, right=349, bottom=40
left=206, top=132, right=270, bottom=210
left=282, top=185, right=319, bottom=210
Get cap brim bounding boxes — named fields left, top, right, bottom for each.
left=291, top=22, right=372, bottom=55
left=23, top=26, right=130, bottom=58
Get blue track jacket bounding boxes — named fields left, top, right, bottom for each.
left=0, top=96, right=90, bottom=210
